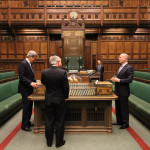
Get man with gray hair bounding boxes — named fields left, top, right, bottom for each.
left=111, top=53, right=134, bottom=129
left=41, top=55, right=69, bottom=147
left=18, top=50, right=38, bottom=132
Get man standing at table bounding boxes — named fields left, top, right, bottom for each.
left=96, top=59, right=104, bottom=81
left=111, top=53, right=134, bottom=129
left=18, top=50, right=38, bottom=132
left=41, top=55, right=69, bottom=147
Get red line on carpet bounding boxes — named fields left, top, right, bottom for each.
left=0, top=122, right=22, bottom=150
left=112, top=107, right=150, bottom=150
left=0, top=108, right=149, bottom=150
left=0, top=109, right=34, bottom=150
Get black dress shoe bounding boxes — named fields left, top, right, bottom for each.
left=120, top=125, right=129, bottom=129
left=112, top=122, right=122, bottom=125
left=47, top=143, right=52, bottom=147
left=21, top=126, right=32, bottom=132
left=28, top=122, right=34, bottom=126
left=56, top=140, right=65, bottom=148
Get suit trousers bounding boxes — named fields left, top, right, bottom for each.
left=115, top=96, right=129, bottom=126
left=21, top=94, right=33, bottom=128
left=45, top=102, right=66, bottom=146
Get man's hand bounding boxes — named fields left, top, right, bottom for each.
left=111, top=77, right=120, bottom=82
left=65, top=98, right=68, bottom=102
left=30, top=82, right=38, bottom=88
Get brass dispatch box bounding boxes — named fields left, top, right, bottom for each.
left=94, top=81, right=113, bottom=95
left=34, top=84, right=45, bottom=95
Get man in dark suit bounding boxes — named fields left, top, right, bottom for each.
left=111, top=53, right=134, bottom=129
left=41, top=55, right=69, bottom=148
left=18, top=50, right=38, bottom=132
left=96, top=59, right=104, bottom=81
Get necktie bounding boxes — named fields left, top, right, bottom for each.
left=118, top=65, right=123, bottom=73
left=98, top=65, right=101, bottom=71
left=30, top=64, right=34, bottom=73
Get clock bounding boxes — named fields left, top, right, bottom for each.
left=69, top=11, right=78, bottom=19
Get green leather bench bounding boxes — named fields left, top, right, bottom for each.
left=0, top=71, right=16, bottom=80
left=0, top=79, right=22, bottom=126
left=129, top=80, right=150, bottom=128
left=134, top=71, right=150, bottom=80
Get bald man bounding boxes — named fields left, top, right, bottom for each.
left=111, top=53, right=134, bottom=129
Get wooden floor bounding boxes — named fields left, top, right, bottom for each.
left=0, top=101, right=150, bottom=150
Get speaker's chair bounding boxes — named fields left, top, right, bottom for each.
left=65, top=56, right=82, bottom=72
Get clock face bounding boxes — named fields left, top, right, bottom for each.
left=70, top=11, right=78, bottom=19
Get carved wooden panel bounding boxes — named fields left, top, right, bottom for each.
left=62, top=31, right=84, bottom=57
left=0, top=43, right=7, bottom=54
left=133, top=42, right=139, bottom=59
left=24, top=43, right=32, bottom=54
left=125, top=42, right=131, bottom=58
left=49, top=41, right=56, bottom=55
left=41, top=42, right=47, bottom=54
left=116, top=42, right=124, bottom=54
left=33, top=43, right=40, bottom=54
left=8, top=43, right=15, bottom=54
left=108, top=42, right=115, bottom=59
left=91, top=42, right=97, bottom=54
left=148, top=43, right=150, bottom=58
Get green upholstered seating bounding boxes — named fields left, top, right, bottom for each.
left=134, top=71, right=150, bottom=80
left=65, top=57, right=82, bottom=72
left=103, top=5, right=109, bottom=7
left=0, top=71, right=16, bottom=80
left=38, top=5, right=44, bottom=7
left=0, top=79, right=22, bottom=125
left=75, top=5, right=80, bottom=7
left=67, top=5, right=73, bottom=7
left=129, top=80, right=150, bottom=128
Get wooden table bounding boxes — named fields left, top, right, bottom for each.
left=28, top=94, right=117, bottom=134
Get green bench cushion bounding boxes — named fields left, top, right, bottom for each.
left=130, top=80, right=150, bottom=103
left=129, top=94, right=150, bottom=116
left=134, top=71, right=150, bottom=80
left=129, top=94, right=150, bottom=127
left=9, top=79, right=19, bottom=95
left=0, top=82, right=13, bottom=102
left=0, top=71, right=16, bottom=80
left=0, top=93, right=22, bottom=117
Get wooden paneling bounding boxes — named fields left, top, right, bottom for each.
left=24, top=43, right=32, bottom=54
left=49, top=41, right=56, bottom=55
left=41, top=42, right=47, bottom=54
left=133, top=42, right=139, bottom=59
left=101, top=42, right=107, bottom=54
left=8, top=43, right=15, bottom=54
left=1, top=0, right=149, bottom=8
left=108, top=42, right=115, bottom=59
left=116, top=42, right=124, bottom=54
left=91, top=42, right=97, bottom=54
left=16, top=43, right=23, bottom=54
left=0, top=34, right=149, bottom=80
left=141, top=42, right=147, bottom=59
left=0, top=43, right=7, bottom=54
left=32, top=43, right=40, bottom=54
left=148, top=42, right=150, bottom=57
left=125, top=42, right=131, bottom=58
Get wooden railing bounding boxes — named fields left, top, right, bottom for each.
left=0, top=6, right=149, bottom=26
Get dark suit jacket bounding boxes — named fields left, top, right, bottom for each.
left=115, top=64, right=134, bottom=97
left=41, top=66, right=69, bottom=106
left=18, top=59, right=36, bottom=96
left=96, top=65, right=104, bottom=75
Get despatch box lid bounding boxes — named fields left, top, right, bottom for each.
left=94, top=81, right=113, bottom=87
left=33, top=84, right=45, bottom=95
left=94, top=81, right=113, bottom=95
